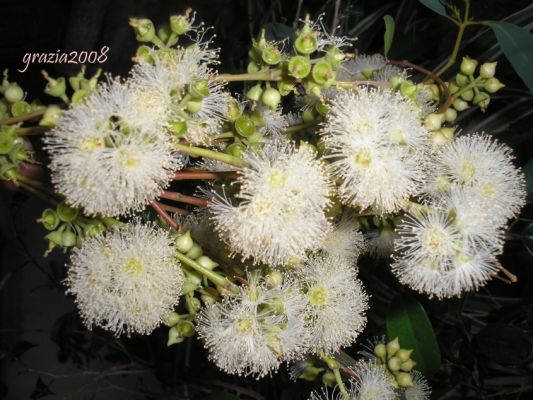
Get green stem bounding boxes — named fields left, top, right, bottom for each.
left=333, top=80, right=391, bottom=89
left=17, top=181, right=59, bottom=206
left=212, top=131, right=234, bottom=140
left=0, top=109, right=46, bottom=126
left=453, top=76, right=483, bottom=98
left=175, top=252, right=238, bottom=293
left=333, top=368, right=350, bottom=400
left=285, top=120, right=319, bottom=133
left=16, top=175, right=59, bottom=198
left=215, top=69, right=283, bottom=82
left=174, top=143, right=248, bottom=168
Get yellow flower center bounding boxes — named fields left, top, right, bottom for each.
left=124, top=257, right=143, bottom=276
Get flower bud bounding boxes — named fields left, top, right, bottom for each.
left=278, top=79, right=295, bottom=96
left=388, top=356, right=401, bottom=371
left=484, top=77, right=505, bottom=93
left=300, top=365, right=324, bottom=381
left=397, top=348, right=413, bottom=362
left=460, top=88, right=474, bottom=101
left=455, top=73, right=469, bottom=87
left=157, top=26, right=171, bottom=44
left=473, top=92, right=490, bottom=110
left=176, top=230, right=194, bottom=253
left=235, top=115, right=256, bottom=137
left=186, top=99, right=202, bottom=113
left=386, top=337, right=400, bottom=356
left=400, top=81, right=417, bottom=100
left=424, top=113, right=445, bottom=131
left=200, top=291, right=217, bottom=305
left=444, top=107, right=457, bottom=122
left=325, top=46, right=345, bottom=67
left=246, top=62, right=260, bottom=74
left=245, top=84, right=263, bottom=101
left=312, top=60, right=335, bottom=86
left=0, top=134, right=14, bottom=155
left=185, top=242, right=203, bottom=259
left=39, top=105, right=63, bottom=127
left=395, top=372, right=414, bottom=388
left=4, top=84, right=24, bottom=103
left=57, top=202, right=79, bottom=222
left=480, top=61, right=497, bottom=79
left=452, top=98, right=469, bottom=111
left=400, top=359, right=415, bottom=372
left=135, top=45, right=154, bottom=63
left=261, top=87, right=281, bottom=110
left=129, top=18, right=156, bottom=42
left=227, top=143, right=245, bottom=158
left=374, top=343, right=387, bottom=360
left=11, top=101, right=31, bottom=117
left=84, top=222, right=106, bottom=238
left=186, top=295, right=202, bottom=314
left=294, top=32, right=318, bottom=55
left=163, top=311, right=181, bottom=327
left=226, top=98, right=242, bottom=121
left=196, top=255, right=219, bottom=270
left=176, top=319, right=195, bottom=337
left=448, top=82, right=459, bottom=94
left=322, top=371, right=337, bottom=387
left=168, top=120, right=187, bottom=137
left=189, top=79, right=210, bottom=99
left=167, top=326, right=185, bottom=346
left=61, top=230, right=77, bottom=247
left=440, top=127, right=455, bottom=141
left=460, top=56, right=478, bottom=75
left=39, top=209, right=60, bottom=231
left=170, top=13, right=191, bottom=35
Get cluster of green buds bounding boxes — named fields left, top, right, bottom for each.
left=39, top=202, right=118, bottom=255
left=374, top=337, right=415, bottom=388
left=389, top=75, right=442, bottom=117
left=0, top=125, right=30, bottom=180
left=424, top=111, right=456, bottom=146
left=41, top=67, right=101, bottom=105
left=1, top=70, right=44, bottom=120
left=448, top=57, right=504, bottom=112
left=164, top=311, right=196, bottom=346
left=222, top=100, right=268, bottom=155
left=130, top=8, right=195, bottom=50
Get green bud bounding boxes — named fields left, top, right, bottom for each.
left=189, top=79, right=210, bottom=99
left=294, top=32, right=318, bottom=55
left=168, top=120, right=187, bottom=137
left=226, top=98, right=242, bottom=121
left=0, top=134, right=14, bottom=154
left=235, top=115, right=256, bottom=137
left=39, top=105, right=63, bottom=127
left=306, top=80, right=322, bottom=97
left=460, top=88, right=474, bottom=101
left=480, top=61, right=497, bottom=79
left=424, top=113, right=445, bottom=131
left=246, top=61, right=261, bottom=74
left=261, top=87, right=281, bottom=110
left=444, top=107, right=457, bottom=122
left=246, top=131, right=263, bottom=145
left=395, top=372, right=414, bottom=388
left=167, top=326, right=185, bottom=346
left=39, top=209, right=60, bottom=231
left=71, top=89, right=88, bottom=105
left=325, top=46, right=345, bottom=67
left=176, top=319, right=195, bottom=337
left=261, top=45, right=282, bottom=65
left=45, top=229, right=64, bottom=247
left=61, top=230, right=77, bottom=247
left=300, top=365, right=324, bottom=381
left=44, top=76, right=67, bottom=99
left=460, top=56, right=478, bottom=75
left=129, top=18, right=156, bottom=42
left=311, top=60, right=335, bottom=86
left=186, top=99, right=202, bottom=113
left=399, top=81, right=417, bottom=99
left=452, top=98, right=469, bottom=111
left=135, top=45, right=154, bottom=63
left=186, top=295, right=202, bottom=314
left=157, top=25, right=171, bottom=44
left=440, top=127, right=455, bottom=141
left=397, top=349, right=413, bottom=362
left=84, top=222, right=106, bottom=238
left=278, top=79, right=295, bottom=96
left=386, top=337, right=401, bottom=357
left=4, top=84, right=24, bottom=103
left=400, top=359, right=415, bottom=372
left=163, top=312, right=181, bottom=327
left=245, top=83, right=263, bottom=101
left=484, top=77, right=505, bottom=93
left=455, top=73, right=469, bottom=87
left=322, top=371, right=337, bottom=387
left=388, top=356, right=401, bottom=371
left=227, top=143, right=245, bottom=158
left=11, top=101, right=31, bottom=117
left=200, top=292, right=217, bottom=305
left=448, top=82, right=460, bottom=94
left=185, top=242, right=203, bottom=260
left=374, top=343, right=387, bottom=360
left=170, top=13, right=191, bottom=35
left=389, top=75, right=403, bottom=90
left=176, top=230, right=194, bottom=253
left=473, top=91, right=490, bottom=110
left=427, top=84, right=441, bottom=100
left=430, top=130, right=452, bottom=146
left=196, top=255, right=219, bottom=270
left=57, top=202, right=79, bottom=222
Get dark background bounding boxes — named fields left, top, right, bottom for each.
left=1, top=1, right=533, bottom=399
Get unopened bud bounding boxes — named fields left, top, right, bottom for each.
left=386, top=337, right=401, bottom=356
left=245, top=84, right=263, bottom=101
left=460, top=56, right=478, bottom=75
left=424, top=113, right=445, bottom=131
left=397, top=349, right=413, bottom=362
left=176, top=230, right=194, bottom=253
left=261, top=87, right=281, bottom=110
left=452, top=98, right=469, bottom=111
left=163, top=312, right=181, bottom=327
left=484, top=77, right=504, bottom=93
left=396, top=372, right=414, bottom=388
left=479, top=61, right=497, bottom=79
left=196, top=255, right=219, bottom=270
left=4, top=84, right=24, bottom=103
left=39, top=105, right=63, bottom=127
left=185, top=242, right=203, bottom=260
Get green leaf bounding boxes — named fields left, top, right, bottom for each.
left=523, top=158, right=533, bottom=202
left=487, top=21, right=533, bottom=92
left=386, top=294, right=441, bottom=376
left=417, top=0, right=446, bottom=16
left=383, top=15, right=395, bottom=57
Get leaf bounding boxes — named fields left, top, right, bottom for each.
left=383, top=15, right=395, bottom=57
left=386, top=294, right=441, bottom=376
left=417, top=0, right=446, bottom=16
left=487, top=21, right=533, bottom=92
left=476, top=324, right=533, bottom=365
left=524, top=158, right=533, bottom=203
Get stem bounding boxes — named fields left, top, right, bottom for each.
left=174, top=143, right=247, bottom=168
left=149, top=200, right=181, bottom=231
left=160, top=191, right=209, bottom=207
left=173, top=170, right=240, bottom=181
left=496, top=260, right=518, bottom=283
left=0, top=109, right=46, bottom=126
left=214, top=69, right=283, bottom=83
left=157, top=202, right=190, bottom=215
left=212, top=131, right=234, bottom=140
left=16, top=175, right=59, bottom=198
left=333, top=368, right=350, bottom=400
left=17, top=181, right=59, bottom=206
left=16, top=126, right=49, bottom=136
left=333, top=80, right=391, bottom=89
left=285, top=120, right=320, bottom=133
left=175, top=252, right=238, bottom=292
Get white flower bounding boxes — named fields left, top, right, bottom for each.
left=404, top=371, right=431, bottom=400
left=197, top=273, right=309, bottom=378
left=256, top=105, right=289, bottom=138
left=65, top=221, right=184, bottom=336
left=45, top=80, right=181, bottom=217
left=321, top=88, right=429, bottom=213
left=209, top=141, right=332, bottom=266
left=338, top=54, right=404, bottom=81
left=351, top=361, right=396, bottom=400
left=297, top=255, right=369, bottom=354
left=424, top=133, right=526, bottom=224
left=319, top=212, right=366, bottom=265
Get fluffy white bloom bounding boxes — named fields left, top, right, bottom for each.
left=338, top=54, right=404, bottom=81
left=392, top=209, right=499, bottom=298
left=209, top=141, right=332, bottom=266
left=318, top=212, right=366, bottom=265
left=404, top=371, right=431, bottom=400
left=297, top=255, right=369, bottom=354
left=65, top=221, right=184, bottom=336
left=45, top=79, right=181, bottom=217
left=197, top=274, right=309, bottom=378
left=321, top=88, right=429, bottom=213
left=424, top=133, right=526, bottom=224
left=256, top=105, right=289, bottom=138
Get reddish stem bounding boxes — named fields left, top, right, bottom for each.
left=387, top=59, right=452, bottom=113
left=173, top=170, right=240, bottom=181
left=157, top=202, right=191, bottom=215
left=160, top=191, right=209, bottom=207
left=150, top=200, right=180, bottom=231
